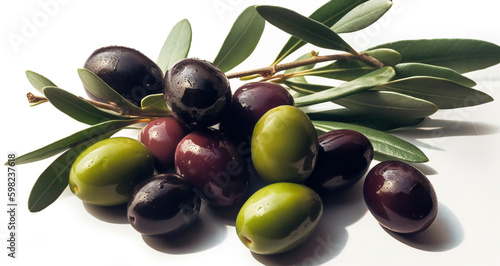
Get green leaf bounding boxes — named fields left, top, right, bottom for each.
left=274, top=0, right=368, bottom=64
left=364, top=48, right=401, bottom=66
left=334, top=91, right=438, bottom=121
left=374, top=76, right=493, bottom=109
left=312, top=120, right=429, bottom=162
left=331, top=0, right=393, bottom=33
left=77, top=68, right=142, bottom=112
left=26, top=70, right=57, bottom=95
left=394, top=62, right=476, bottom=87
left=307, top=108, right=425, bottom=131
left=213, top=6, right=265, bottom=73
left=295, top=66, right=396, bottom=107
left=157, top=19, right=192, bottom=73
left=140, top=93, right=170, bottom=113
left=284, top=80, right=333, bottom=95
left=13, top=119, right=142, bottom=165
left=307, top=59, right=376, bottom=81
left=255, top=5, right=357, bottom=55
left=43, top=86, right=126, bottom=125
left=370, top=39, right=500, bottom=73
left=27, top=131, right=115, bottom=212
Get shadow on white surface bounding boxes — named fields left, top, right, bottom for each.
left=252, top=180, right=368, bottom=265
left=384, top=203, right=464, bottom=252
left=83, top=202, right=129, bottom=224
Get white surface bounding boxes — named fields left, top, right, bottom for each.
left=1, top=0, right=500, bottom=265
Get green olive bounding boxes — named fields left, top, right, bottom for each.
left=69, top=137, right=154, bottom=206
left=251, top=105, right=318, bottom=183
left=235, top=182, right=323, bottom=255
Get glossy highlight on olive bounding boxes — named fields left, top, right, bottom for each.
left=363, top=160, right=438, bottom=234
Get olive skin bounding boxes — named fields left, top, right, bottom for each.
left=219, top=82, right=294, bottom=142
left=305, top=129, right=373, bottom=193
left=138, top=117, right=189, bottom=172
left=69, top=137, right=154, bottom=206
left=164, top=58, right=232, bottom=129
left=251, top=105, right=318, bottom=184
left=83, top=46, right=164, bottom=107
left=127, top=173, right=201, bottom=237
left=363, top=161, right=438, bottom=234
left=175, top=128, right=250, bottom=206
left=236, top=182, right=323, bottom=255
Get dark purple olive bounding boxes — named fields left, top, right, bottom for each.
left=175, top=128, right=249, bottom=206
left=163, top=58, right=231, bottom=129
left=363, top=161, right=438, bottom=234
left=127, top=173, right=201, bottom=237
left=219, top=82, right=294, bottom=142
left=84, top=45, right=164, bottom=107
left=138, top=117, right=189, bottom=172
left=305, top=129, right=373, bottom=193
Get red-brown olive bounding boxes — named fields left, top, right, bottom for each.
left=163, top=58, right=231, bottom=129
left=175, top=128, right=249, bottom=206
left=219, top=82, right=294, bottom=142
left=138, top=117, right=189, bottom=172
left=363, top=161, right=438, bottom=234
left=83, top=45, right=164, bottom=107
left=305, top=129, right=373, bottom=193
left=127, top=173, right=201, bottom=237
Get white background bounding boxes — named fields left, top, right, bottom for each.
left=1, top=0, right=500, bottom=265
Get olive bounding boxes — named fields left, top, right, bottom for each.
left=236, top=182, right=323, bottom=255
left=69, top=137, right=154, bottom=206
left=363, top=161, right=438, bottom=234
left=138, top=117, right=189, bottom=172
left=251, top=105, right=318, bottom=184
left=305, top=129, right=374, bottom=193
left=83, top=45, right=164, bottom=107
left=163, top=58, right=232, bottom=129
left=127, top=173, right=201, bottom=237
left=219, top=82, right=294, bottom=142
left=174, top=128, right=250, bottom=206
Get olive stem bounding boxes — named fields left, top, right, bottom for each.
left=225, top=52, right=385, bottom=80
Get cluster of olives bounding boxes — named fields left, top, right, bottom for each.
left=69, top=45, right=438, bottom=255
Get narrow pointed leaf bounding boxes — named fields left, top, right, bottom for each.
left=334, top=91, right=438, bottom=121
left=331, top=0, right=393, bottom=33
left=274, top=0, right=368, bottom=64
left=26, top=70, right=57, bottom=95
left=140, top=93, right=170, bottom=113
left=28, top=131, right=116, bottom=212
left=157, top=19, right=192, bottom=73
left=374, top=76, right=493, bottom=109
left=284, top=80, right=333, bottom=94
left=312, top=120, right=429, bottom=162
left=43, top=86, right=125, bottom=125
left=78, top=68, right=141, bottom=112
left=256, top=5, right=357, bottom=55
left=213, top=6, right=265, bottom=73
left=295, top=66, right=395, bottom=107
left=364, top=48, right=401, bottom=66
left=13, top=119, right=142, bottom=165
left=370, top=39, right=500, bottom=73
left=394, top=63, right=476, bottom=87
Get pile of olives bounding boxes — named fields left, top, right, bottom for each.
left=69, top=45, right=438, bottom=255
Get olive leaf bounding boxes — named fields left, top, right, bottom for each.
left=374, top=76, right=493, bottom=109
left=307, top=108, right=425, bottom=131
left=26, top=70, right=57, bottom=95
left=364, top=48, right=401, bottom=66
left=255, top=5, right=358, bottom=55
left=284, top=80, right=333, bottom=95
left=27, top=130, right=116, bottom=212
left=394, top=63, right=476, bottom=87
left=334, top=91, right=438, bottom=121
left=43, top=86, right=126, bottom=125
left=13, top=119, right=143, bottom=165
left=274, top=0, right=368, bottom=64
left=295, top=66, right=396, bottom=107
left=331, top=0, right=392, bottom=33
left=77, top=68, right=142, bottom=112
left=312, top=120, right=429, bottom=162
left=140, top=93, right=170, bottom=114
left=213, top=6, right=265, bottom=73
left=157, top=19, right=192, bottom=73
left=370, top=38, right=500, bottom=73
